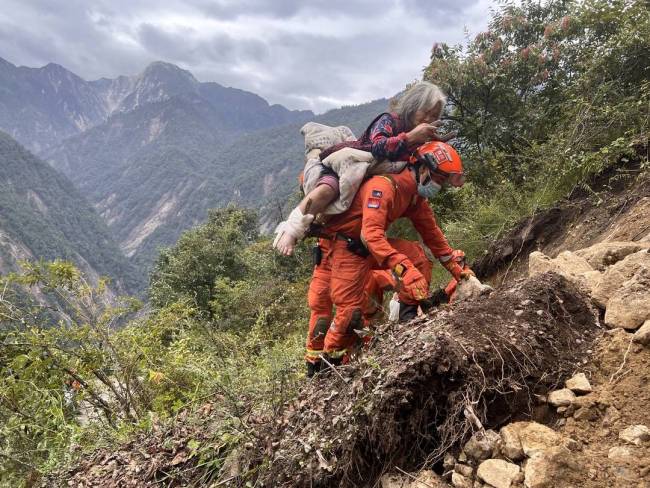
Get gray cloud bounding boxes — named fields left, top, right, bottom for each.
left=0, top=0, right=491, bottom=112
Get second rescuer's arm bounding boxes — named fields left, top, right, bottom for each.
left=360, top=179, right=429, bottom=300
left=404, top=197, right=466, bottom=280
left=359, top=178, right=409, bottom=268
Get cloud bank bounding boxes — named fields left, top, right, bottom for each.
left=0, top=0, right=491, bottom=112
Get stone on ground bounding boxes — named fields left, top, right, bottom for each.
left=463, top=430, right=500, bottom=461
left=565, top=372, right=592, bottom=394
left=523, top=446, right=579, bottom=488
left=592, top=249, right=650, bottom=308
left=604, top=268, right=650, bottom=329
left=618, top=424, right=650, bottom=446
left=451, top=471, right=473, bottom=488
left=455, top=275, right=494, bottom=302
left=574, top=241, right=650, bottom=271
left=518, top=422, right=563, bottom=457
left=499, top=424, right=525, bottom=461
left=548, top=388, right=576, bottom=407
left=528, top=251, right=596, bottom=293
left=633, top=320, right=650, bottom=345
left=608, top=446, right=633, bottom=463
left=477, top=459, right=520, bottom=488
left=380, top=470, right=446, bottom=488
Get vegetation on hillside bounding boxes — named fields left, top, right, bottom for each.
left=0, top=0, right=648, bottom=485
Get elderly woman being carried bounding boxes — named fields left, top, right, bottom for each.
left=273, top=81, right=456, bottom=255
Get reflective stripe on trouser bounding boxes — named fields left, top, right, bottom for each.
left=305, top=239, right=333, bottom=363
left=324, top=240, right=372, bottom=358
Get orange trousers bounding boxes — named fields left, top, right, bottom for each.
left=305, top=238, right=431, bottom=362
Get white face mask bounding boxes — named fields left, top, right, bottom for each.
left=417, top=180, right=442, bottom=199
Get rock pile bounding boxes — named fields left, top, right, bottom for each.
left=529, top=242, right=650, bottom=330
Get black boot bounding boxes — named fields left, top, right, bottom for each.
left=306, top=360, right=324, bottom=378
left=398, top=302, right=419, bottom=322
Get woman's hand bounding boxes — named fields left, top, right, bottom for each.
left=406, top=121, right=457, bottom=146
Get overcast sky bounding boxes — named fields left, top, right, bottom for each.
left=0, top=0, right=492, bottom=113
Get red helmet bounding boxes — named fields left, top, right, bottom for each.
left=410, top=141, right=465, bottom=187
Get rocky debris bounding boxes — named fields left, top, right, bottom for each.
left=454, top=463, right=474, bottom=478
left=476, top=459, right=520, bottom=488
left=633, top=320, right=650, bottom=345
left=517, top=422, right=563, bottom=457
left=547, top=388, right=576, bottom=407
left=604, top=267, right=650, bottom=329
left=602, top=406, right=621, bottom=428
left=499, top=424, right=525, bottom=461
left=565, top=372, right=592, bottom=394
left=574, top=241, right=650, bottom=271
left=528, top=250, right=596, bottom=292
left=380, top=470, right=447, bottom=488
left=248, top=273, right=599, bottom=487
left=618, top=425, right=650, bottom=446
left=451, top=472, right=472, bottom=488
left=523, top=445, right=581, bottom=488
left=607, top=446, right=633, bottom=463
left=592, top=249, right=650, bottom=308
left=463, top=430, right=500, bottom=462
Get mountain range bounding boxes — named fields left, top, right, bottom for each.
left=0, top=56, right=389, bottom=276
left=0, top=131, right=142, bottom=294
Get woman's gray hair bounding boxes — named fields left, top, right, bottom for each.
left=392, top=81, right=446, bottom=130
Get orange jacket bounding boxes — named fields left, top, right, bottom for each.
left=325, top=168, right=453, bottom=269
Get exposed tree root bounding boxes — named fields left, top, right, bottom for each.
left=247, top=272, right=601, bottom=487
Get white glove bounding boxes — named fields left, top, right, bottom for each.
left=273, top=207, right=315, bottom=254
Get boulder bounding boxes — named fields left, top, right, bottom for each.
left=477, top=459, right=520, bottom=488
left=500, top=424, right=525, bottom=461
left=592, top=249, right=650, bottom=308
left=518, top=422, right=563, bottom=457
left=528, top=251, right=597, bottom=293
left=574, top=241, right=650, bottom=271
left=633, top=320, right=650, bottom=346
left=451, top=472, right=473, bottom=488
left=604, top=268, right=650, bottom=329
left=547, top=388, right=576, bottom=407
left=380, top=470, right=447, bottom=488
left=463, top=430, right=500, bottom=461
left=608, top=446, right=633, bottom=464
left=565, top=373, right=592, bottom=394
left=619, top=424, right=650, bottom=446
left=455, top=464, right=474, bottom=478
left=524, top=446, right=580, bottom=488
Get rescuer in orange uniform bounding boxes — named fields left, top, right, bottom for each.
left=320, top=141, right=471, bottom=364
left=305, top=237, right=432, bottom=375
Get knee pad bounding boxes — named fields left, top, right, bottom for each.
left=311, top=317, right=329, bottom=340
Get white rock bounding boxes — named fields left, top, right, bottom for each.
left=455, top=275, right=494, bottom=302
left=605, top=268, right=650, bottom=329
left=524, top=446, right=579, bottom=488
left=619, top=424, right=650, bottom=446
left=380, top=470, right=446, bottom=488
left=477, top=459, right=520, bottom=488
left=547, top=388, right=576, bottom=407
left=565, top=373, right=592, bottom=394
left=518, top=422, right=563, bottom=457
left=499, top=424, right=525, bottom=461
left=528, top=251, right=597, bottom=294
left=455, top=464, right=474, bottom=478
left=574, top=241, right=650, bottom=271
left=592, top=249, right=650, bottom=308
left=633, top=320, right=650, bottom=345
left=463, top=430, right=500, bottom=461
left=608, top=446, right=633, bottom=463
left=452, top=472, right=473, bottom=488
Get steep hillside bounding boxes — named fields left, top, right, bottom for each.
left=46, top=89, right=387, bottom=268
left=0, top=131, right=142, bottom=293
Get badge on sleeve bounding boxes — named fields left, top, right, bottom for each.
left=372, top=189, right=383, bottom=198
left=367, top=198, right=381, bottom=209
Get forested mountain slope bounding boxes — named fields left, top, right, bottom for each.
left=0, top=131, right=142, bottom=292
